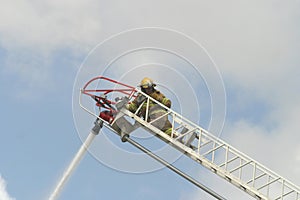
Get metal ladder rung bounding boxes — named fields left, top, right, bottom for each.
left=202, top=144, right=225, bottom=157
left=229, top=160, right=252, bottom=173
left=257, top=177, right=281, bottom=190
left=200, top=139, right=213, bottom=148
left=246, top=173, right=267, bottom=184
left=176, top=127, right=198, bottom=140
left=185, top=132, right=197, bottom=146
left=219, top=156, right=239, bottom=168
left=149, top=111, right=171, bottom=124
left=173, top=124, right=184, bottom=132
left=274, top=190, right=295, bottom=200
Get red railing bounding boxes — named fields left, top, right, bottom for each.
left=82, top=76, right=136, bottom=104
left=81, top=76, right=137, bottom=123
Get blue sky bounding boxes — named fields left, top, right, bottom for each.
left=1, top=1, right=300, bottom=200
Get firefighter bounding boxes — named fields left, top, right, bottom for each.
left=126, top=77, right=173, bottom=136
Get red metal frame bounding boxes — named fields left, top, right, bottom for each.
left=81, top=76, right=137, bottom=111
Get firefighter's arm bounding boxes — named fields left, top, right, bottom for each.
left=155, top=92, right=171, bottom=108
left=126, top=101, right=138, bottom=112
left=125, top=95, right=142, bottom=112
left=161, top=97, right=171, bottom=108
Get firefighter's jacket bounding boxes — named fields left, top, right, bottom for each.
left=127, top=90, right=171, bottom=119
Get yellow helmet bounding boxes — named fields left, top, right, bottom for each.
left=139, top=77, right=156, bottom=88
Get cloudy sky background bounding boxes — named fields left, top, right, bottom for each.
left=0, top=0, right=299, bottom=200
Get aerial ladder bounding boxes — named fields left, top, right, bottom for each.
left=75, top=76, right=300, bottom=200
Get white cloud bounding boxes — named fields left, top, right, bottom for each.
left=0, top=0, right=104, bottom=98
left=224, top=117, right=300, bottom=184
left=0, top=0, right=102, bottom=52
left=0, top=175, right=15, bottom=200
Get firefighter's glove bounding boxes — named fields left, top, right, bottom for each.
left=161, top=98, right=171, bottom=108
left=165, top=100, right=171, bottom=108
